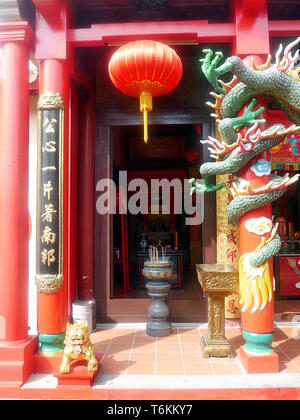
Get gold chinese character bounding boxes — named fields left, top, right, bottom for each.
left=43, top=181, right=53, bottom=200
left=41, top=249, right=56, bottom=267
left=42, top=166, right=56, bottom=172
left=41, top=204, right=57, bottom=223
left=42, top=141, right=57, bottom=153
left=43, top=118, right=57, bottom=134
left=41, top=226, right=56, bottom=244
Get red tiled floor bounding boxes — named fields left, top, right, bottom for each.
left=211, top=360, right=243, bottom=375
left=90, top=324, right=300, bottom=377
left=156, top=363, right=185, bottom=375
left=180, top=341, right=202, bottom=352
left=182, top=352, right=206, bottom=364
left=157, top=342, right=181, bottom=353
left=184, top=362, right=213, bottom=375
left=129, top=352, right=156, bottom=363
left=127, top=363, right=155, bottom=375
left=280, top=351, right=300, bottom=363
left=179, top=328, right=200, bottom=336
left=156, top=352, right=182, bottom=363
left=279, top=362, right=300, bottom=373
left=102, top=352, right=130, bottom=363
left=132, top=342, right=156, bottom=353
left=179, top=335, right=201, bottom=343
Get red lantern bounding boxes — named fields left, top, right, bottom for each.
left=108, top=40, right=183, bottom=143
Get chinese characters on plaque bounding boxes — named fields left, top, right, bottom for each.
left=36, top=93, right=64, bottom=294
left=216, top=174, right=240, bottom=318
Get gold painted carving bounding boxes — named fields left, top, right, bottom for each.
left=60, top=322, right=98, bottom=374
left=35, top=274, right=64, bottom=294
left=196, top=264, right=236, bottom=357
left=38, top=92, right=65, bottom=110
left=216, top=173, right=241, bottom=319
left=203, top=272, right=238, bottom=291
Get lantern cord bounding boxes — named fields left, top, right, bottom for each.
left=144, top=110, right=148, bottom=143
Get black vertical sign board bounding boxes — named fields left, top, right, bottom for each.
left=36, top=93, right=64, bottom=294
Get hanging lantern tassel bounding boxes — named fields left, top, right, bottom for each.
left=140, top=91, right=152, bottom=143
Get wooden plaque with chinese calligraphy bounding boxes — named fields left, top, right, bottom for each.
left=36, top=93, right=64, bottom=294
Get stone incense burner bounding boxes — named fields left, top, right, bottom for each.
left=143, top=247, right=173, bottom=337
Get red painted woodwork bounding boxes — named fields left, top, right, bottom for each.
left=68, top=82, right=79, bottom=312
left=34, top=0, right=69, bottom=61
left=0, top=22, right=33, bottom=341
left=33, top=353, right=63, bottom=374
left=279, top=256, right=300, bottom=297
left=67, top=19, right=300, bottom=49
left=241, top=0, right=267, bottom=15
left=68, top=20, right=235, bottom=47
left=113, top=189, right=129, bottom=297
left=0, top=336, right=38, bottom=385
left=37, top=59, right=69, bottom=334
left=232, top=0, right=269, bottom=56
left=268, top=20, right=300, bottom=37
left=77, top=93, right=95, bottom=301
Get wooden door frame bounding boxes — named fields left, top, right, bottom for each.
left=94, top=106, right=215, bottom=322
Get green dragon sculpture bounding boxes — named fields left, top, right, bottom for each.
left=190, top=39, right=300, bottom=310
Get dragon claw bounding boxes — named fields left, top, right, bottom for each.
left=189, top=177, right=226, bottom=194
left=233, top=100, right=266, bottom=130
left=200, top=49, right=234, bottom=94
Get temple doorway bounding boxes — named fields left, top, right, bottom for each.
left=111, top=124, right=203, bottom=302
left=93, top=43, right=219, bottom=322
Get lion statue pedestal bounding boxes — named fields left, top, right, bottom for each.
left=54, top=322, right=101, bottom=387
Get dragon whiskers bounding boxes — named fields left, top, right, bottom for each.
left=201, top=123, right=300, bottom=161
left=230, top=173, right=300, bottom=198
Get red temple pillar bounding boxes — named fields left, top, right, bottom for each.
left=0, top=21, right=37, bottom=385
left=77, top=92, right=95, bottom=301
left=232, top=0, right=279, bottom=373
left=33, top=0, right=72, bottom=354
left=36, top=59, right=70, bottom=352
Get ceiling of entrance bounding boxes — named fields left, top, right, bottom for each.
left=71, top=1, right=300, bottom=28
left=72, top=0, right=231, bottom=27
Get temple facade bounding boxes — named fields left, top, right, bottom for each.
left=0, top=0, right=300, bottom=397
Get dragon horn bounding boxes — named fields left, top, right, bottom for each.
left=283, top=37, right=300, bottom=59
left=275, top=43, right=283, bottom=67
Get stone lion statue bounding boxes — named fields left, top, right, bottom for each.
left=60, top=322, right=98, bottom=374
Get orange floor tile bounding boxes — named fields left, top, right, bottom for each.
left=89, top=323, right=300, bottom=376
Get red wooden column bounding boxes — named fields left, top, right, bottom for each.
left=0, top=22, right=33, bottom=341
left=0, top=21, right=37, bottom=385
left=77, top=92, right=95, bottom=301
left=37, top=59, right=70, bottom=352
left=34, top=0, right=72, bottom=354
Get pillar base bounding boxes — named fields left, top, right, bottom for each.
left=0, top=335, right=38, bottom=386
left=38, top=332, right=65, bottom=353
left=240, top=346, right=279, bottom=374
left=53, top=353, right=102, bottom=387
